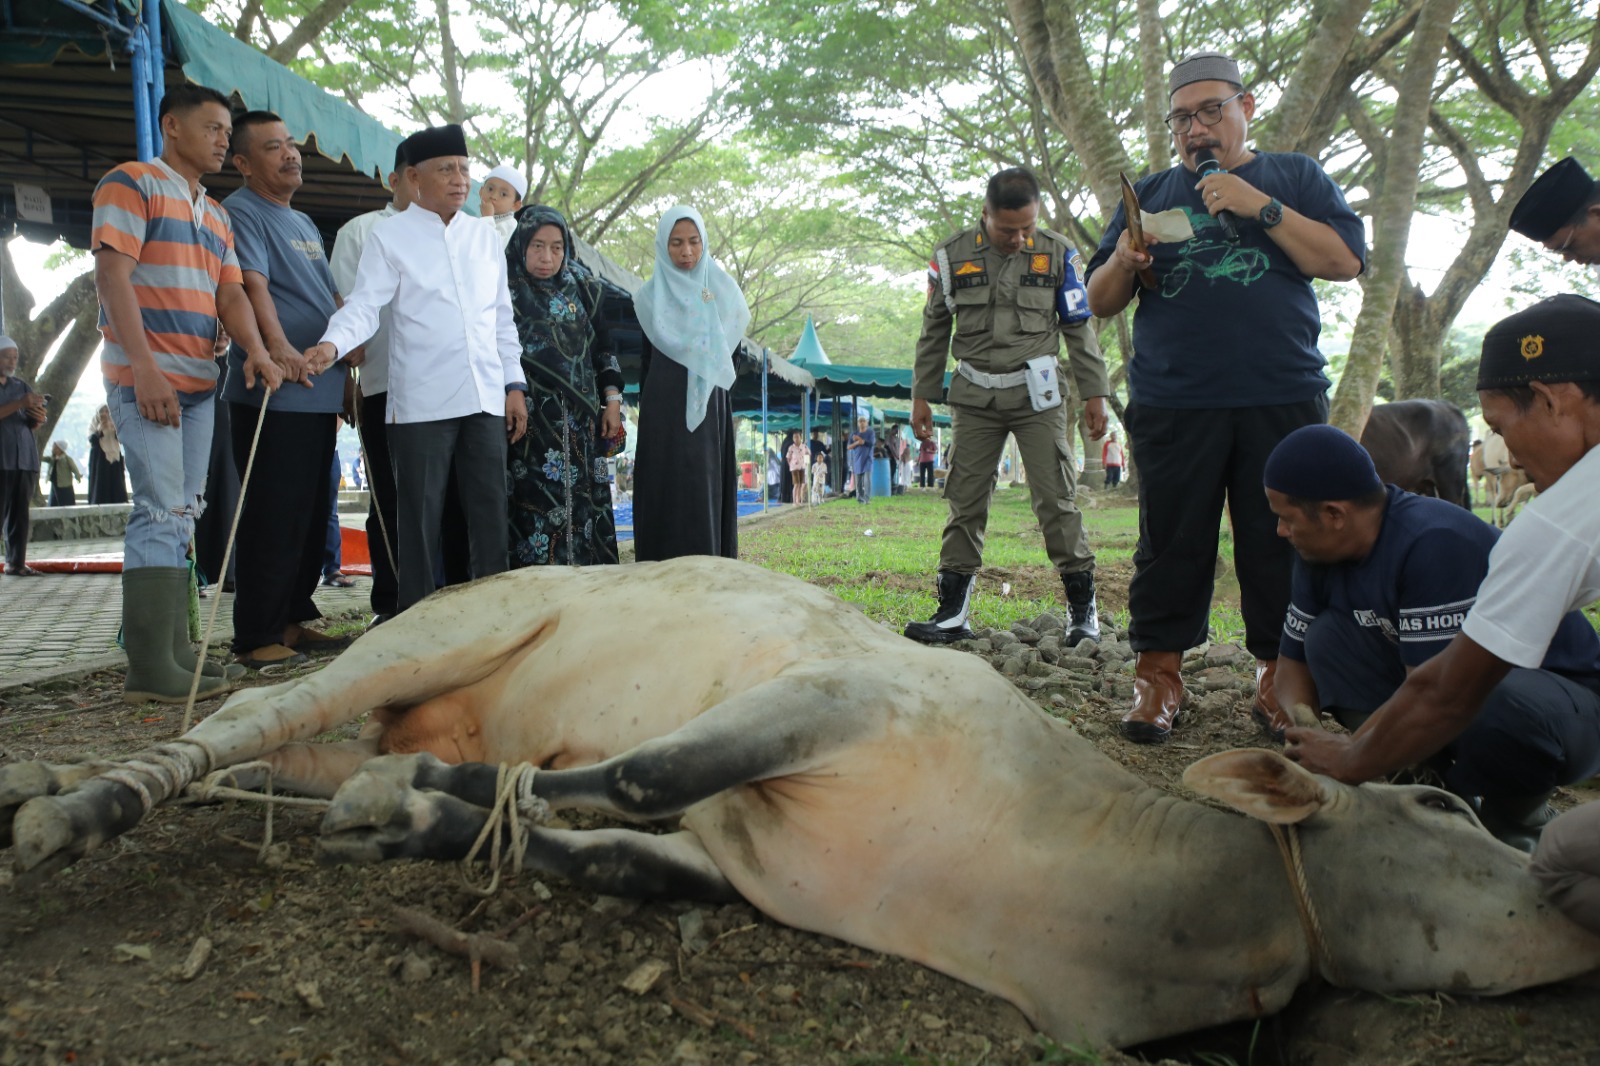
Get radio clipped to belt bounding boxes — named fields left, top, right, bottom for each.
left=1023, top=355, right=1064, bottom=412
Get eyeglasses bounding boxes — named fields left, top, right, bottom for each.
left=1164, top=91, right=1245, bottom=135
left=1552, top=226, right=1578, bottom=256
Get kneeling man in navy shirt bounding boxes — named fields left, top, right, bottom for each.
left=1262, top=422, right=1600, bottom=851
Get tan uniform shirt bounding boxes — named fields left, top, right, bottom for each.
left=912, top=224, right=1110, bottom=408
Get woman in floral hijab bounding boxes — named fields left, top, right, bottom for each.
left=504, top=205, right=623, bottom=567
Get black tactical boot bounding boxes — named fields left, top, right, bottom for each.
left=904, top=572, right=975, bottom=644
left=1063, top=569, right=1101, bottom=645
left=1478, top=791, right=1558, bottom=853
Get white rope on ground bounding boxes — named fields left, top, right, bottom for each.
left=182, top=390, right=272, bottom=734
left=186, top=761, right=332, bottom=862
left=459, top=762, right=541, bottom=897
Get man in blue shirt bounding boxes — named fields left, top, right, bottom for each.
left=223, top=110, right=352, bottom=669
left=1086, top=50, right=1366, bottom=745
left=1265, top=423, right=1600, bottom=850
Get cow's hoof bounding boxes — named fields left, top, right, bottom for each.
left=0, top=761, right=111, bottom=849
left=318, top=755, right=437, bottom=863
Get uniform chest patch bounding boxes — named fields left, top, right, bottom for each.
left=954, top=261, right=985, bottom=276
left=1030, top=253, right=1051, bottom=274
left=953, top=273, right=989, bottom=290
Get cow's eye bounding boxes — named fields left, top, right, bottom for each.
left=1417, top=793, right=1469, bottom=816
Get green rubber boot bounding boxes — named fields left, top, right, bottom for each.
left=122, top=568, right=235, bottom=705
left=168, top=568, right=246, bottom=684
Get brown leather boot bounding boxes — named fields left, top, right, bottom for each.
left=1121, top=651, right=1185, bottom=744
left=1249, top=658, right=1293, bottom=742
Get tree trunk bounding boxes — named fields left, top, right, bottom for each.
left=2, top=238, right=99, bottom=418
left=268, top=0, right=360, bottom=63
left=1005, top=0, right=1132, bottom=220
left=1327, top=0, right=1457, bottom=435
left=30, top=307, right=103, bottom=452
left=1254, top=0, right=1377, bottom=155
left=1133, top=0, right=1169, bottom=173
left=434, top=0, right=468, bottom=125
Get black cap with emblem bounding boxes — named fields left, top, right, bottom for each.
left=1477, top=294, right=1600, bottom=390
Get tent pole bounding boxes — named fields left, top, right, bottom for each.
left=146, top=0, right=164, bottom=156
left=128, top=5, right=154, bottom=162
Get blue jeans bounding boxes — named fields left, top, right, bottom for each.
left=107, top=383, right=215, bottom=570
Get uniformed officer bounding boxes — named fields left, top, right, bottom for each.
left=906, top=166, right=1111, bottom=646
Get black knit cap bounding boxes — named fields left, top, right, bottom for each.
left=399, top=124, right=468, bottom=166
left=1477, top=294, right=1600, bottom=390
left=1263, top=424, right=1384, bottom=502
left=1509, top=158, right=1595, bottom=242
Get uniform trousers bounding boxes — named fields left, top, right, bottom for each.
left=229, top=406, right=337, bottom=652
left=1126, top=396, right=1326, bottom=659
left=1302, top=611, right=1600, bottom=800
left=388, top=413, right=507, bottom=613
left=940, top=394, right=1091, bottom=576
left=0, top=469, right=33, bottom=568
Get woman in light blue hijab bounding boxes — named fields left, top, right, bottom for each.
left=632, top=206, right=750, bottom=561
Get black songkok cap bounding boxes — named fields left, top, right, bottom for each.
left=399, top=124, right=468, bottom=167
left=1509, top=158, right=1596, bottom=242
left=1263, top=424, right=1384, bottom=502
left=1478, top=294, right=1600, bottom=390
left=392, top=144, right=407, bottom=173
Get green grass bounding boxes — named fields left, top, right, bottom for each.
left=743, top=489, right=1600, bottom=641
left=741, top=489, right=1152, bottom=636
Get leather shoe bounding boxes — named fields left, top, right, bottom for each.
left=284, top=622, right=353, bottom=652
left=1249, top=658, right=1293, bottom=742
left=1121, top=651, right=1184, bottom=743
left=235, top=643, right=308, bottom=670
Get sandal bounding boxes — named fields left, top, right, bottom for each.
left=321, top=574, right=357, bottom=588
left=5, top=565, right=43, bottom=576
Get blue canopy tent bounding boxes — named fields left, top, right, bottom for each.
left=784, top=314, right=951, bottom=494
left=0, top=0, right=404, bottom=248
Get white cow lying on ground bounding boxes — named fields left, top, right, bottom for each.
left=3, top=558, right=1598, bottom=1049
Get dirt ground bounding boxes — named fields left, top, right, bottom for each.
left=2, top=564, right=1599, bottom=1066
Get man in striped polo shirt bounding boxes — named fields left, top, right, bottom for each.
left=92, top=83, right=283, bottom=705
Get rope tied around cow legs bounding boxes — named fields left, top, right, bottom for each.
left=460, top=762, right=546, bottom=898
left=1268, top=822, right=1340, bottom=988
left=97, top=738, right=220, bottom=816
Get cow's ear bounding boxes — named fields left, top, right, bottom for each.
left=1183, top=749, right=1330, bottom=824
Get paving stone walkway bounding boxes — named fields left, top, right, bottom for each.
left=0, top=532, right=370, bottom=690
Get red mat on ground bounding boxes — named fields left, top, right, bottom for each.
left=27, top=529, right=375, bottom=577
left=340, top=526, right=372, bottom=576
left=26, top=553, right=125, bottom=573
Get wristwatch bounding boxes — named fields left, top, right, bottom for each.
left=1258, top=197, right=1284, bottom=229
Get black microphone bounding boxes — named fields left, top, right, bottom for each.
left=1194, top=148, right=1239, bottom=242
